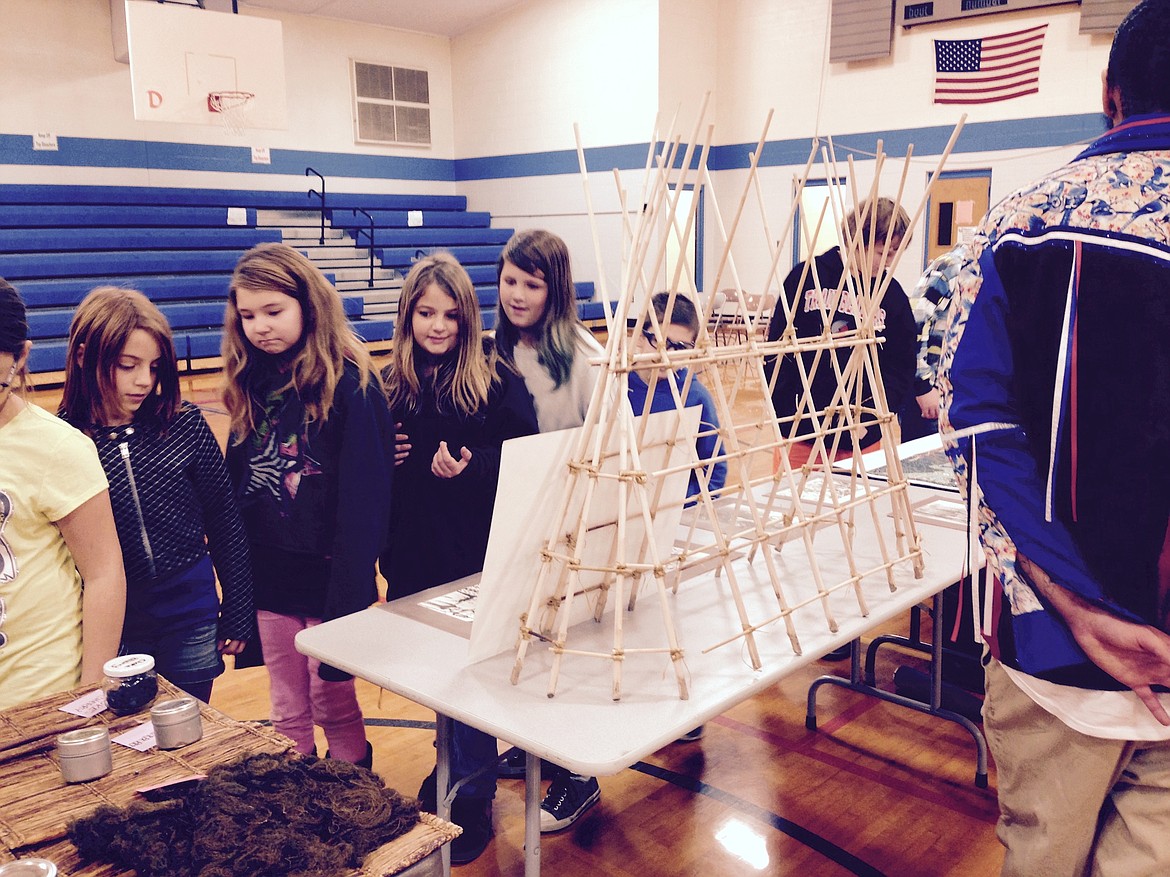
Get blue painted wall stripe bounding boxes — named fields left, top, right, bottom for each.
left=0, top=135, right=454, bottom=181
left=0, top=113, right=1106, bottom=184
left=454, top=142, right=655, bottom=180
left=708, top=113, right=1104, bottom=171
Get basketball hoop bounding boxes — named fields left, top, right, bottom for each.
left=207, top=90, right=254, bottom=137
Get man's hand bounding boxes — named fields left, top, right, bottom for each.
left=916, top=388, right=941, bottom=420
left=1019, top=553, right=1170, bottom=724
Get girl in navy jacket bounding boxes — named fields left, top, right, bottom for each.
left=60, top=286, right=253, bottom=703
left=223, top=243, right=394, bottom=767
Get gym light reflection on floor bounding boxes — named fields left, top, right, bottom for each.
left=716, top=817, right=770, bottom=870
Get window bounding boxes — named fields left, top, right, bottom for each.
left=793, top=179, right=848, bottom=266
left=352, top=61, right=431, bottom=146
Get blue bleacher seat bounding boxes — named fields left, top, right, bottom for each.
left=4, top=184, right=511, bottom=374
left=327, top=209, right=491, bottom=229
left=27, top=339, right=68, bottom=375
left=0, top=184, right=468, bottom=212
left=175, top=313, right=389, bottom=366
left=0, top=250, right=247, bottom=280
left=0, top=205, right=259, bottom=228
left=26, top=293, right=360, bottom=340
left=377, top=245, right=501, bottom=270
left=577, top=301, right=617, bottom=323
left=17, top=275, right=234, bottom=309
left=334, top=228, right=511, bottom=248
left=0, top=228, right=281, bottom=253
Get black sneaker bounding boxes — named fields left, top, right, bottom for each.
left=498, top=747, right=557, bottom=779
left=498, top=746, right=527, bottom=778
left=417, top=769, right=438, bottom=813
left=324, top=741, right=374, bottom=770
left=449, top=796, right=493, bottom=865
left=539, top=774, right=600, bottom=832
left=675, top=725, right=705, bottom=743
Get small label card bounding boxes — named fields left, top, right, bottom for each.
left=113, top=721, right=157, bottom=751
left=135, top=774, right=206, bottom=797
left=226, top=206, right=248, bottom=226
left=59, top=689, right=108, bottom=718
left=251, top=146, right=271, bottom=165
left=408, top=210, right=424, bottom=227
left=32, top=132, right=59, bottom=151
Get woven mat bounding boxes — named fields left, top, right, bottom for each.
left=0, top=679, right=458, bottom=875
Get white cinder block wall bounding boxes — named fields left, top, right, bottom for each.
left=0, top=0, right=1115, bottom=293
left=0, top=0, right=457, bottom=193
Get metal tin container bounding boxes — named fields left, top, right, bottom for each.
left=0, top=859, right=58, bottom=877
left=150, top=697, right=203, bottom=750
left=102, top=653, right=158, bottom=715
left=56, top=726, right=112, bottom=783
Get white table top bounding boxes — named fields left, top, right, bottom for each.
left=297, top=480, right=969, bottom=777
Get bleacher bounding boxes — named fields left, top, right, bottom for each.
left=0, top=184, right=614, bottom=376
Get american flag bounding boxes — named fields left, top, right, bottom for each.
left=933, top=24, right=1047, bottom=105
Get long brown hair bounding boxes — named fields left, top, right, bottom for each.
left=385, top=252, right=494, bottom=417
left=222, top=243, right=379, bottom=438
left=59, top=286, right=181, bottom=429
left=494, top=229, right=584, bottom=388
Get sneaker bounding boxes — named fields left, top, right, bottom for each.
left=675, top=725, right=705, bottom=743
left=498, top=747, right=556, bottom=779
left=821, top=644, right=852, bottom=661
left=498, top=746, right=527, bottom=778
left=539, top=774, right=600, bottom=833
left=324, top=741, right=374, bottom=770
left=417, top=770, right=438, bottom=813
left=449, top=796, right=493, bottom=865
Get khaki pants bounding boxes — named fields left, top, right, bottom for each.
left=984, top=657, right=1170, bottom=877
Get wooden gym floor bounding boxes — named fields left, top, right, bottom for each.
left=28, top=353, right=1004, bottom=877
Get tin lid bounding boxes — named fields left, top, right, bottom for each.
left=150, top=697, right=201, bottom=727
left=0, top=859, right=58, bottom=877
left=103, top=653, right=155, bottom=678
left=56, top=726, right=110, bottom=757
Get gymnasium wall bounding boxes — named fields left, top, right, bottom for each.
left=707, top=0, right=1113, bottom=294
left=450, top=0, right=661, bottom=302
left=0, top=0, right=456, bottom=193
left=0, top=0, right=1121, bottom=296
left=454, top=0, right=1115, bottom=296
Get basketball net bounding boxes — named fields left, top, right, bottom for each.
left=207, top=91, right=254, bottom=137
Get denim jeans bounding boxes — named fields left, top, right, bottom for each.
left=450, top=721, right=498, bottom=799
left=122, top=619, right=222, bottom=703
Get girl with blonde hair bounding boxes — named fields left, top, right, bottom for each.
left=382, top=252, right=537, bottom=864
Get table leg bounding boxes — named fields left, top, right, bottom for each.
left=436, top=713, right=452, bottom=876
left=805, top=605, right=989, bottom=787
left=525, top=751, right=542, bottom=877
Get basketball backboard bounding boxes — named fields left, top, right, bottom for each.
left=124, top=0, right=288, bottom=131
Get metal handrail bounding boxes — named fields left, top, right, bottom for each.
left=305, top=167, right=325, bottom=245
left=352, top=208, right=375, bottom=288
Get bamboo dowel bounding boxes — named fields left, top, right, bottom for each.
left=511, top=108, right=958, bottom=702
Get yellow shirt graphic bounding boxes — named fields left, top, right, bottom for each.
left=0, top=403, right=108, bottom=709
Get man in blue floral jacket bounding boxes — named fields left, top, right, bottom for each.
left=938, top=1, right=1170, bottom=873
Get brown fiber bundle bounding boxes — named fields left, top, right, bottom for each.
left=67, top=753, right=419, bottom=877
